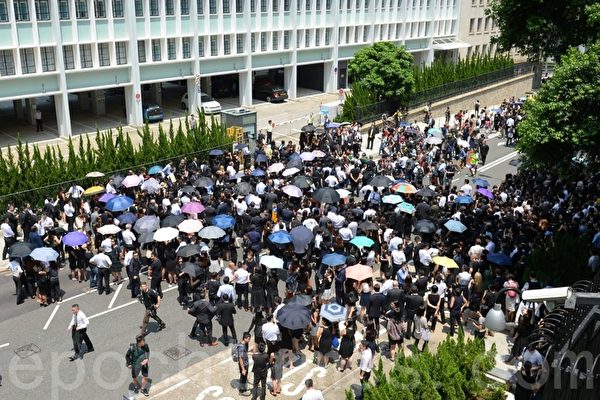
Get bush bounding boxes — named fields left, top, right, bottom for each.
left=336, top=82, right=377, bottom=122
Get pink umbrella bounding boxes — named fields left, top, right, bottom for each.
left=345, top=264, right=373, bottom=282
left=98, top=193, right=116, bottom=203
left=477, top=188, right=494, bottom=199
left=122, top=175, right=141, bottom=188
left=181, top=201, right=205, bottom=214
left=312, top=150, right=326, bottom=158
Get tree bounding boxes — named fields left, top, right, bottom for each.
left=516, top=42, right=600, bottom=169
left=348, top=42, right=414, bottom=101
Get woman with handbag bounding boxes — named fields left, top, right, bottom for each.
left=337, top=318, right=356, bottom=372
left=385, top=301, right=406, bottom=361
left=413, top=307, right=430, bottom=352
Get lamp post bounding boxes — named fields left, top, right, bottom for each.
left=484, top=287, right=522, bottom=332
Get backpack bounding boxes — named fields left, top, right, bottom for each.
left=507, top=281, right=518, bottom=298
left=231, top=343, right=244, bottom=363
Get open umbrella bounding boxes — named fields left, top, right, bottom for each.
left=301, top=124, right=316, bottom=133
left=182, top=201, right=205, bottom=215
left=141, top=178, right=160, bottom=193
left=8, top=242, right=34, bottom=258
left=256, top=153, right=268, bottom=164
left=358, top=221, right=378, bottom=232
left=300, top=152, right=316, bottom=162
left=312, top=187, right=340, bottom=204
left=320, top=303, right=347, bottom=322
left=117, top=212, right=137, bottom=225
left=290, top=225, right=314, bottom=249
left=392, top=182, right=417, bottom=194
left=267, top=163, right=285, bottom=174
left=236, top=182, right=253, bottom=196
left=97, top=224, right=122, bottom=235
left=83, top=186, right=104, bottom=196
left=181, top=262, right=202, bottom=278
left=209, top=149, right=224, bottom=156
left=211, top=214, right=236, bottom=229
left=179, top=185, right=197, bottom=195
left=457, top=139, right=471, bottom=148
left=312, top=150, right=326, bottom=158
left=122, top=175, right=142, bottom=188
left=277, top=303, right=311, bottom=330
left=487, top=252, right=512, bottom=266
left=62, top=231, right=88, bottom=247
left=425, top=136, right=443, bottom=145
left=414, top=219, right=437, bottom=234
left=444, top=220, right=467, bottom=233
left=322, top=253, right=347, bottom=266
left=178, top=219, right=203, bottom=234
left=138, top=231, right=154, bottom=245
left=98, top=193, right=116, bottom=203
left=345, top=264, right=373, bottom=281
left=286, top=158, right=304, bottom=170
left=106, top=196, right=134, bottom=212
left=335, top=189, right=350, bottom=199
left=260, top=255, right=284, bottom=269
left=148, top=165, right=162, bottom=175
left=398, top=202, right=416, bottom=214
left=477, top=188, right=494, bottom=199
left=473, top=178, right=490, bottom=188
left=432, top=256, right=459, bottom=269
left=161, top=214, right=185, bottom=228
left=86, top=171, right=104, bottom=178
left=111, top=175, right=124, bottom=188
left=198, top=226, right=226, bottom=239
left=286, top=294, right=312, bottom=307
left=455, top=195, right=474, bottom=205
left=427, top=128, right=444, bottom=139
left=134, top=215, right=160, bottom=233
left=268, top=231, right=294, bottom=245
left=177, top=245, right=200, bottom=258
left=369, top=175, right=392, bottom=187
left=153, top=227, right=179, bottom=242
left=282, top=167, right=301, bottom=177
left=251, top=169, right=266, bottom=177
left=29, top=247, right=60, bottom=262
left=350, top=236, right=375, bottom=248
left=193, top=176, right=214, bottom=188
left=416, top=187, right=437, bottom=197
left=382, top=194, right=403, bottom=204
left=282, top=185, right=303, bottom=198
left=292, top=176, right=313, bottom=189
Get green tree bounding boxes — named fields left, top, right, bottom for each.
left=487, top=0, right=600, bottom=60
left=348, top=42, right=414, bottom=101
left=516, top=42, right=600, bottom=169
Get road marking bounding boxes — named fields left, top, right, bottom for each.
left=88, top=286, right=177, bottom=320
left=43, top=304, right=61, bottom=330
left=152, top=378, right=191, bottom=398
left=478, top=151, right=518, bottom=173
left=108, top=282, right=124, bottom=309
left=0, top=343, right=9, bottom=349
left=58, top=290, right=91, bottom=304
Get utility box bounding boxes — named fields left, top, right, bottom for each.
left=221, top=108, right=257, bottom=152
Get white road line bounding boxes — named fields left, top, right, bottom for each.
left=58, top=290, right=90, bottom=304
left=281, top=361, right=308, bottom=380
left=108, top=282, right=124, bottom=309
left=152, top=378, right=191, bottom=398
left=43, top=304, right=61, bottom=330
left=88, top=286, right=178, bottom=320
left=0, top=343, right=10, bottom=349
left=478, top=151, right=518, bottom=173
left=497, top=142, right=505, bottom=147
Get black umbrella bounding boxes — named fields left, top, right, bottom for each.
left=286, top=159, right=304, bottom=170
left=277, top=303, right=312, bottom=330
left=50, top=226, right=67, bottom=236
left=177, top=244, right=200, bottom=258
left=414, top=219, right=437, bottom=234
left=312, top=187, right=340, bottom=204
left=180, top=185, right=197, bottom=194
left=301, top=124, right=316, bottom=133
left=194, top=176, right=215, bottom=188
left=111, top=175, right=124, bottom=188
left=359, top=221, right=378, bottom=232
left=416, top=187, right=437, bottom=197
left=369, top=175, right=392, bottom=187
left=161, top=214, right=185, bottom=228
left=181, top=262, right=202, bottom=278
left=285, top=294, right=312, bottom=307
left=138, top=231, right=155, bottom=245
left=236, top=182, right=253, bottom=196
left=8, top=242, right=34, bottom=258
left=291, top=175, right=313, bottom=189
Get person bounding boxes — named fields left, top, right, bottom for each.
left=90, top=248, right=112, bottom=295
left=301, top=378, right=325, bottom=400
left=251, top=342, right=270, bottom=400
left=366, top=125, right=378, bottom=150
left=1, top=217, right=16, bottom=260
left=237, top=332, right=252, bottom=396
left=126, top=249, right=142, bottom=298
left=513, top=361, right=539, bottom=400
left=266, top=120, right=274, bottom=143
left=126, top=335, right=150, bottom=396
left=148, top=252, right=163, bottom=298
left=35, top=108, right=43, bottom=131
left=385, top=301, right=406, bottom=361
left=366, top=283, right=385, bottom=334
left=261, top=314, right=281, bottom=354
left=8, top=258, right=24, bottom=305
left=67, top=304, right=94, bottom=361
left=479, top=140, right=489, bottom=165
left=189, top=114, right=197, bottom=130
left=188, top=291, right=218, bottom=346
left=412, top=307, right=429, bottom=352
left=358, top=340, right=373, bottom=385
left=138, top=281, right=166, bottom=337
left=215, top=293, right=237, bottom=346
left=338, top=318, right=357, bottom=371
left=449, top=287, right=468, bottom=337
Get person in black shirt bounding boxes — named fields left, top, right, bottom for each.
left=148, top=253, right=163, bottom=298
left=216, top=293, right=237, bottom=346
left=367, top=284, right=385, bottom=335
left=138, top=282, right=166, bottom=337
left=251, top=342, right=271, bottom=400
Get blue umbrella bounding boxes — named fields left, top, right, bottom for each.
left=444, top=220, right=467, bottom=233
left=320, top=303, right=347, bottom=322
left=209, top=149, right=224, bottom=156
left=251, top=169, right=266, bottom=177
left=491, top=107, right=502, bottom=113
left=106, top=196, right=134, bottom=212
left=268, top=231, right=294, bottom=245
left=290, top=225, right=314, bottom=251
left=288, top=153, right=301, bottom=161
left=148, top=165, right=162, bottom=175
left=487, top=252, right=512, bottom=266
left=455, top=195, right=474, bottom=205
left=382, top=194, right=403, bottom=205
left=428, top=128, right=444, bottom=138
left=399, top=121, right=411, bottom=127
left=322, top=253, right=347, bottom=266
left=62, top=231, right=88, bottom=247
left=256, top=153, right=268, bottom=163
left=398, top=202, right=416, bottom=214
left=326, top=122, right=340, bottom=129
left=30, top=247, right=60, bottom=262
left=117, top=212, right=138, bottom=225
left=473, top=178, right=489, bottom=188
left=235, top=143, right=248, bottom=150
left=211, top=214, right=236, bottom=229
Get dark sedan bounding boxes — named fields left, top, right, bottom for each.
left=253, top=85, right=288, bottom=103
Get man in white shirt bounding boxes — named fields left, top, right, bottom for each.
left=301, top=379, right=325, bottom=400
left=233, top=266, right=250, bottom=310
left=338, top=226, right=354, bottom=241
left=261, top=314, right=281, bottom=353
left=1, top=217, right=16, bottom=260
left=68, top=304, right=94, bottom=360
left=359, top=340, right=374, bottom=384
left=234, top=197, right=248, bottom=216
left=90, top=249, right=112, bottom=295
left=460, top=179, right=473, bottom=196
left=105, top=179, right=117, bottom=194
left=8, top=259, right=24, bottom=304
left=122, top=224, right=137, bottom=246
left=216, top=275, right=236, bottom=303
left=324, top=173, right=339, bottom=188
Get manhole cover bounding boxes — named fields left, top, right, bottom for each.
left=15, top=344, right=41, bottom=359
left=164, top=345, right=191, bottom=361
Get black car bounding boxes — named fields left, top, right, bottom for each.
left=253, top=85, right=288, bottom=103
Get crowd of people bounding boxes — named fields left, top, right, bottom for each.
left=2, top=96, right=599, bottom=399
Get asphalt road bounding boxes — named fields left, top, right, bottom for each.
left=0, top=120, right=518, bottom=400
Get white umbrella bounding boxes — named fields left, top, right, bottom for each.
left=312, top=150, right=326, bottom=158
left=153, top=227, right=179, bottom=242
left=141, top=178, right=161, bottom=193
left=457, top=139, right=471, bottom=148
left=425, top=136, right=443, bottom=145
left=359, top=185, right=374, bottom=196
left=267, top=163, right=285, bottom=174
left=122, top=175, right=142, bottom=188
left=300, top=152, right=316, bottom=162
left=282, top=185, right=303, bottom=198
left=97, top=224, right=122, bottom=235
left=198, top=226, right=226, bottom=239
left=178, top=219, right=203, bottom=234
left=86, top=171, right=105, bottom=178
left=282, top=167, right=301, bottom=177
left=416, top=122, right=428, bottom=131
left=260, top=255, right=284, bottom=269
left=336, top=189, right=351, bottom=199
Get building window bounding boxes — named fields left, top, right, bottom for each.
left=197, top=0, right=204, bottom=14
left=306, top=0, right=311, bottom=10
left=305, top=30, right=310, bottom=47
left=251, top=33, right=255, bottom=51
left=354, top=27, right=358, bottom=43
left=209, top=0, right=216, bottom=14
left=210, top=35, right=217, bottom=56
left=198, top=37, right=205, bottom=57
left=261, top=32, right=266, bottom=51
left=272, top=31, right=278, bottom=50
left=14, top=0, right=30, bottom=21
left=0, top=50, right=15, bottom=76
left=35, top=0, right=50, bottom=20
left=166, top=0, right=175, bottom=15
left=75, top=0, right=88, bottom=19
left=260, top=0, right=266, bottom=13
left=0, top=1, right=8, bottom=22
left=315, top=29, right=320, bottom=46
left=80, top=44, right=92, bottom=68
left=363, top=26, right=368, bottom=42
left=482, top=43, right=487, bottom=54
left=316, top=0, right=321, bottom=10
left=469, top=18, right=474, bottom=33
left=112, top=0, right=124, bottom=17
left=477, top=17, right=482, bottom=32
left=63, top=45, right=74, bottom=69
left=363, top=0, right=368, bottom=9
left=40, top=47, right=55, bottom=71
left=152, top=39, right=161, bottom=61
left=138, top=40, right=146, bottom=62
left=98, top=43, right=110, bottom=66
left=94, top=0, right=106, bottom=18
left=167, top=38, right=176, bottom=59
left=326, top=0, right=331, bottom=9
left=296, top=30, right=301, bottom=48
left=135, top=0, right=143, bottom=16
left=182, top=37, right=191, bottom=58
left=325, top=28, right=330, bottom=45
left=150, top=0, right=159, bottom=16
left=273, top=0, right=279, bottom=12
left=236, top=33, right=244, bottom=53
left=484, top=16, right=490, bottom=31
left=283, top=30, right=289, bottom=49
left=223, top=0, right=230, bottom=13
left=250, top=0, right=255, bottom=13
left=236, top=0, right=243, bottom=13
left=284, top=0, right=289, bottom=11
left=224, top=35, right=231, bottom=54
left=181, top=0, right=189, bottom=14
left=115, top=41, right=127, bottom=64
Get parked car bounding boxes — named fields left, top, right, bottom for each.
left=181, top=92, right=222, bottom=114
left=253, top=84, right=288, bottom=103
left=142, top=103, right=164, bottom=123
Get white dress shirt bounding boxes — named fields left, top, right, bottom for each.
left=261, top=322, right=280, bottom=342
left=122, top=229, right=137, bottom=246
left=8, top=260, right=23, bottom=277
left=1, top=222, right=15, bottom=238
left=90, top=253, right=112, bottom=269
left=68, top=310, right=90, bottom=330
left=359, top=348, right=373, bottom=373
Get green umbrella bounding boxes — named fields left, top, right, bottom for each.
left=350, top=236, right=375, bottom=248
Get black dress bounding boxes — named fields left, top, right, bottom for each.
left=318, top=326, right=333, bottom=355
left=265, top=275, right=279, bottom=310
left=251, top=273, right=267, bottom=311
left=338, top=326, right=355, bottom=359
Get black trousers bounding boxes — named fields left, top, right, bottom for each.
left=13, top=275, right=24, bottom=304
left=2, top=236, right=16, bottom=260
left=236, top=283, right=249, bottom=308
left=192, top=320, right=213, bottom=344
left=151, top=277, right=163, bottom=297
left=49, top=278, right=61, bottom=302
left=221, top=323, right=237, bottom=344
left=72, top=328, right=93, bottom=357
left=36, top=118, right=43, bottom=131
left=252, top=373, right=267, bottom=400
left=97, top=268, right=111, bottom=294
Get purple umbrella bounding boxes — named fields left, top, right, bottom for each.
left=62, top=231, right=88, bottom=246
left=181, top=201, right=205, bottom=214
left=477, top=188, right=494, bottom=199
left=98, top=193, right=116, bottom=203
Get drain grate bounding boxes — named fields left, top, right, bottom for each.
left=14, top=343, right=41, bottom=359
left=164, top=345, right=191, bottom=361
